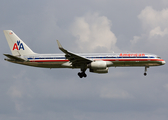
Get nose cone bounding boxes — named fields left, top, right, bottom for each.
left=162, top=60, right=166, bottom=65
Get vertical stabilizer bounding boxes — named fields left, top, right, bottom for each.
left=3, top=30, right=35, bottom=56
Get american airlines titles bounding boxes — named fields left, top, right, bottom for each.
left=119, top=53, right=145, bottom=57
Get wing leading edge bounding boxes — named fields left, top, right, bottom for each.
left=56, top=40, right=92, bottom=68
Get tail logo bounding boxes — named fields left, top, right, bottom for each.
left=13, top=41, right=24, bottom=50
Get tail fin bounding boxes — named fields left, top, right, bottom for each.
left=3, top=30, right=35, bottom=56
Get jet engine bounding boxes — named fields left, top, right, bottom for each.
left=89, top=67, right=108, bottom=73
left=88, top=61, right=108, bottom=73
left=88, top=61, right=107, bottom=69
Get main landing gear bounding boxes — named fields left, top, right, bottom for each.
left=144, top=66, right=149, bottom=76
left=78, top=67, right=87, bottom=78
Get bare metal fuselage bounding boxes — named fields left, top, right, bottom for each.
left=5, top=53, right=165, bottom=69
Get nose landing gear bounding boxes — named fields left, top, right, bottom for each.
left=144, top=66, right=149, bottom=76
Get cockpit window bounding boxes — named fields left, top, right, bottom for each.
left=157, top=57, right=161, bottom=59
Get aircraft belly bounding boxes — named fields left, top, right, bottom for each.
left=6, top=60, right=70, bottom=68
left=29, top=62, right=64, bottom=68
left=28, top=61, right=71, bottom=68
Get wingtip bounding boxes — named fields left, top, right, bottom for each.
left=56, top=40, right=63, bottom=48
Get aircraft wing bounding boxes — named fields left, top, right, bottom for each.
left=56, top=40, right=93, bottom=67
left=3, top=54, right=25, bottom=62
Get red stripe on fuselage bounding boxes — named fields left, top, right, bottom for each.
left=29, top=58, right=164, bottom=62
left=30, top=60, right=69, bottom=62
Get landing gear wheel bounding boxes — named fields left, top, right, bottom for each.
left=78, top=72, right=87, bottom=78
left=83, top=73, right=87, bottom=77
left=78, top=72, right=83, bottom=78
left=144, top=66, right=149, bottom=76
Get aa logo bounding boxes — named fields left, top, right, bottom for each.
left=13, top=41, right=24, bottom=50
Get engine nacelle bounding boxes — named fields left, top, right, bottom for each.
left=89, top=68, right=108, bottom=73
left=88, top=61, right=107, bottom=69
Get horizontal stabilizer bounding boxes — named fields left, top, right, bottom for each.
left=3, top=54, right=25, bottom=62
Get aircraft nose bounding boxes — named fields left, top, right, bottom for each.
left=162, top=60, right=166, bottom=65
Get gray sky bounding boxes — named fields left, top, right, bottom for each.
left=0, top=0, right=168, bottom=120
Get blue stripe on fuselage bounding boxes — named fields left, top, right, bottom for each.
left=27, top=56, right=156, bottom=60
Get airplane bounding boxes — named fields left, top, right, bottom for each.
left=3, top=30, right=166, bottom=78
